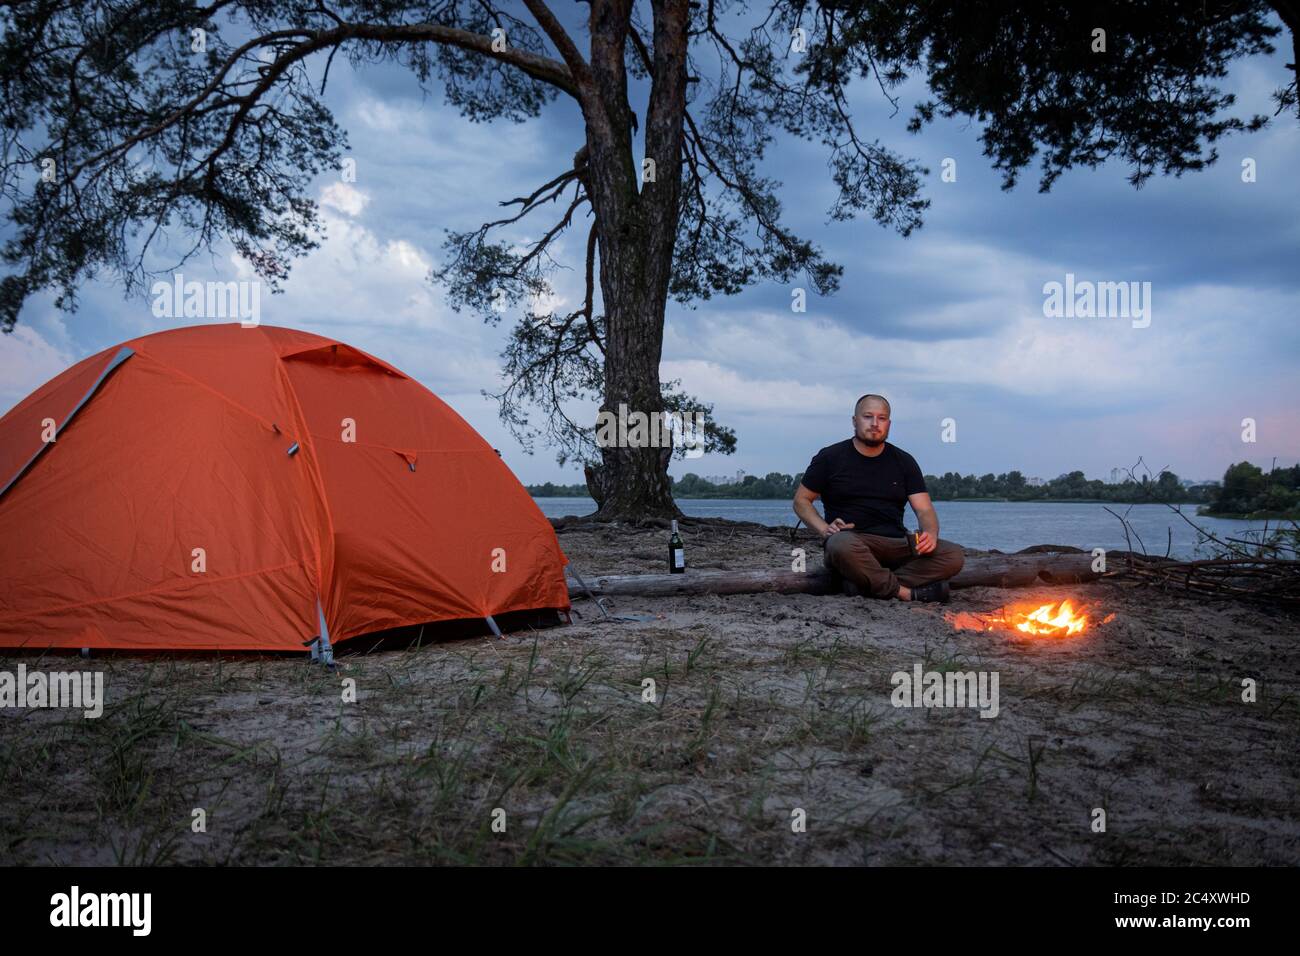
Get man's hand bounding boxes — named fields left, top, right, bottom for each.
left=824, top=518, right=855, bottom=538
left=916, top=531, right=937, bottom=554
left=794, top=483, right=851, bottom=541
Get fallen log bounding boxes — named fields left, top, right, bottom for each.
left=566, top=552, right=1129, bottom=600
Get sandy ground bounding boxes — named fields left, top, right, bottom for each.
left=1, top=519, right=1297, bottom=865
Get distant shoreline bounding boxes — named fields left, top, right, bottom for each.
left=529, top=493, right=1286, bottom=515
left=1198, top=509, right=1300, bottom=520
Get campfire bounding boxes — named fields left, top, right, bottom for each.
left=946, top=599, right=1115, bottom=639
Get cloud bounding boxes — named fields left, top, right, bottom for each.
left=660, top=358, right=844, bottom=416
left=0, top=322, right=79, bottom=409
left=320, top=182, right=371, bottom=217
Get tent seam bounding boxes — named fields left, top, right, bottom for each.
left=269, top=332, right=340, bottom=625
left=129, top=347, right=283, bottom=433
left=304, top=433, right=496, bottom=455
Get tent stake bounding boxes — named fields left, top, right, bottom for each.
left=308, top=599, right=335, bottom=667
left=566, top=564, right=613, bottom=621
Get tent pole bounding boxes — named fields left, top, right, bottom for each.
left=0, top=346, right=134, bottom=503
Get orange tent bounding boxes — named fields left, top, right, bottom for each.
left=0, top=324, right=570, bottom=656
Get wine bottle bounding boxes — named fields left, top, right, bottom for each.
left=668, top=519, right=686, bottom=574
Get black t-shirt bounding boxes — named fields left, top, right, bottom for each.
left=800, top=439, right=927, bottom=537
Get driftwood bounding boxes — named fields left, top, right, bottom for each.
left=566, top=552, right=1121, bottom=600
left=1104, top=500, right=1300, bottom=608
left=1114, top=554, right=1300, bottom=608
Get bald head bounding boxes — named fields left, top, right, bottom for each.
left=854, top=394, right=891, bottom=417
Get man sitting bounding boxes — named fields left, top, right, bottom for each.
left=792, top=393, right=964, bottom=603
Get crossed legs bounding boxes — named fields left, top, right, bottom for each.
left=823, top=531, right=965, bottom=599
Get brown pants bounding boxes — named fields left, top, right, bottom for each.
left=823, top=531, right=965, bottom=599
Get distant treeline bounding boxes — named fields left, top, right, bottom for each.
left=527, top=462, right=1299, bottom=517
left=1201, top=462, right=1300, bottom=518
left=531, top=469, right=1204, bottom=502
left=528, top=473, right=808, bottom=500
left=925, top=470, right=1210, bottom=503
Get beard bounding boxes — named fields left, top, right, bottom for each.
left=858, top=433, right=886, bottom=447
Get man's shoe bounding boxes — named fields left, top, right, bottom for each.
left=909, top=581, right=951, bottom=604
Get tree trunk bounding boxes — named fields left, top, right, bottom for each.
left=589, top=239, right=681, bottom=519
left=579, top=0, right=689, bottom=521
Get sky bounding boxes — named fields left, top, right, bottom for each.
left=3, top=6, right=1298, bottom=488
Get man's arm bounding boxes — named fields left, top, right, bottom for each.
left=794, top=484, right=853, bottom=538
left=907, top=492, right=940, bottom=554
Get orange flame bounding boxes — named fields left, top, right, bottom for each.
left=948, top=600, right=1115, bottom=638
left=1009, top=599, right=1089, bottom=636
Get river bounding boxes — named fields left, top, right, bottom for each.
left=531, top=498, right=1281, bottom=558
